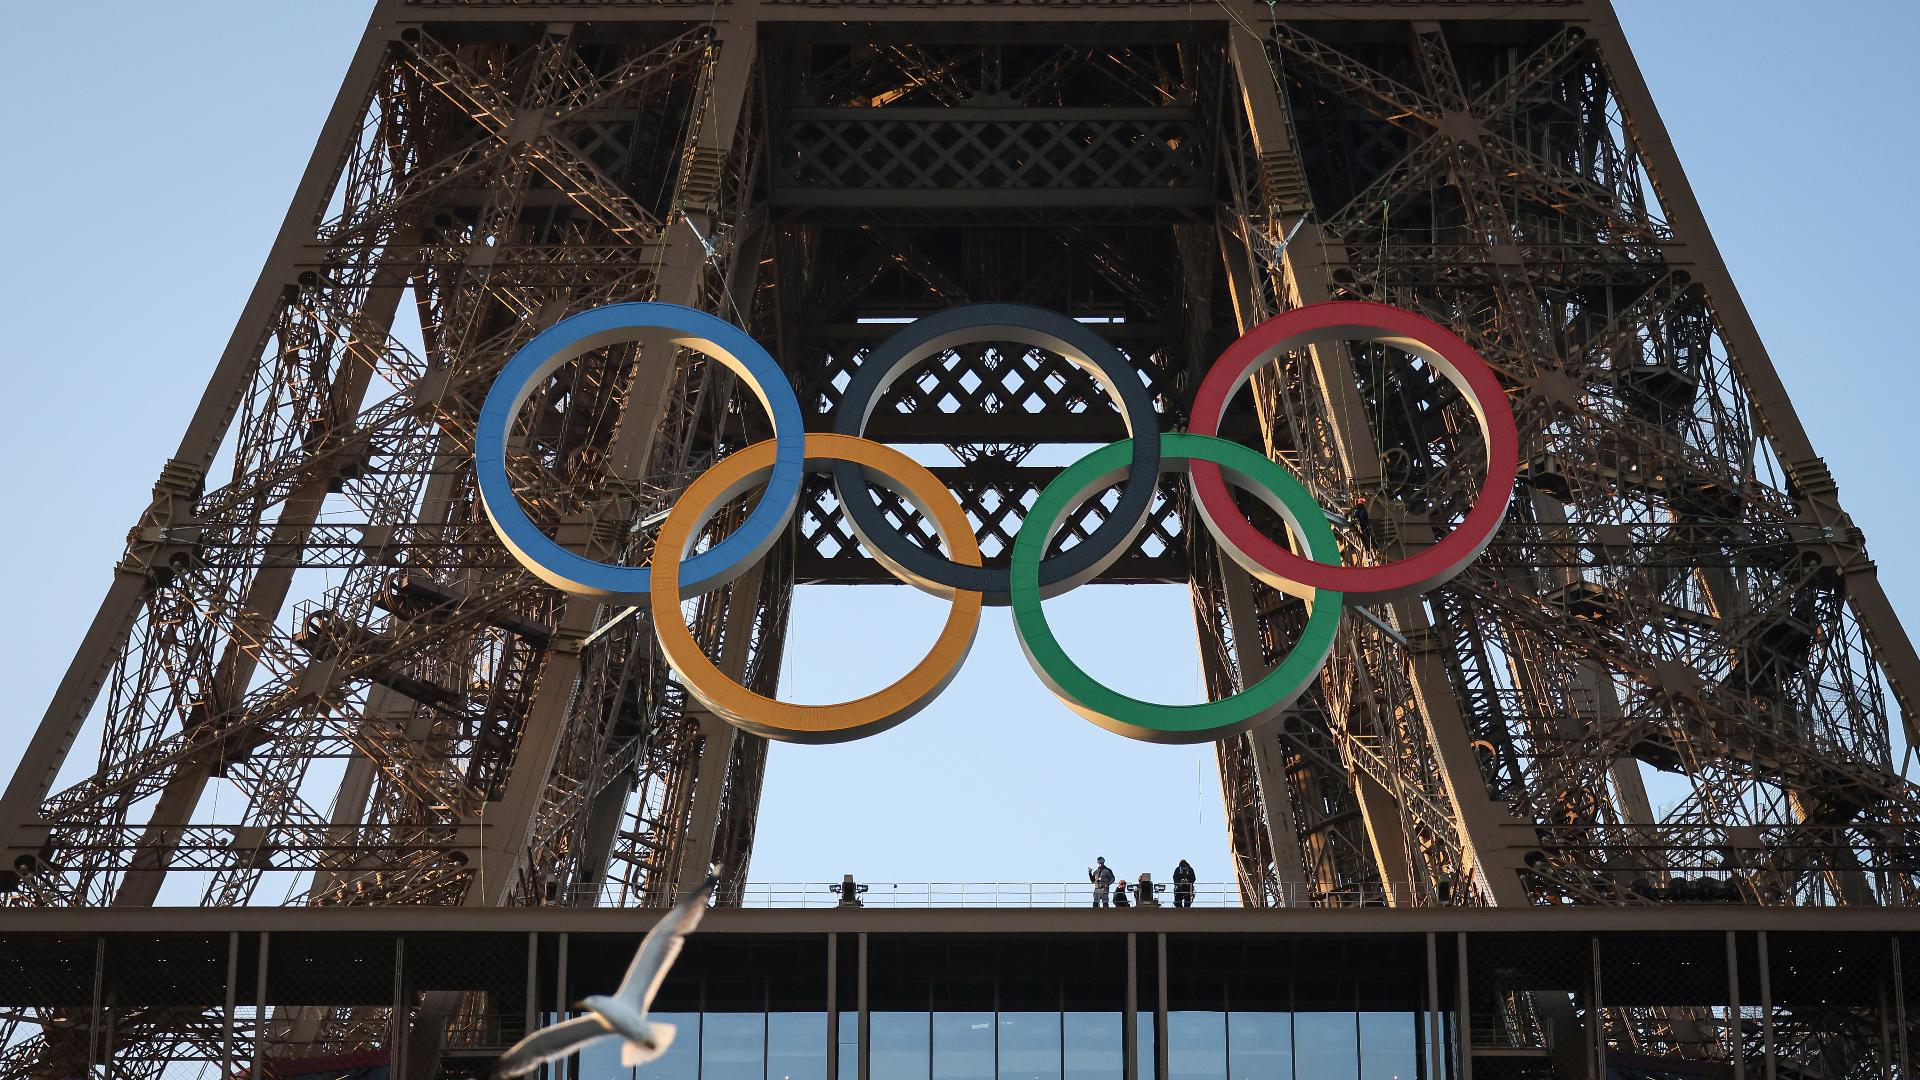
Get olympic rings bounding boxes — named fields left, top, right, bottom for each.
left=475, top=302, right=806, bottom=602
left=1010, top=434, right=1344, bottom=744
left=477, top=299, right=1517, bottom=745
left=831, top=303, right=1161, bottom=605
left=1188, top=300, right=1519, bottom=602
left=649, top=434, right=984, bottom=744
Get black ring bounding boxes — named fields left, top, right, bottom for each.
left=830, top=303, right=1162, bottom=606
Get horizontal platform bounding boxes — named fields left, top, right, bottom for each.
left=4, top=904, right=1909, bottom=1075
left=4, top=902, right=1919, bottom=935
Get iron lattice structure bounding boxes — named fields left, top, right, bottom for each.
left=4, top=0, right=1919, bottom=1073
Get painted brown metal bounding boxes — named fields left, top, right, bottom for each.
left=4, top=0, right=1920, bottom=1070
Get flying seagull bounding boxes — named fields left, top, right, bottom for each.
left=493, top=872, right=722, bottom=1077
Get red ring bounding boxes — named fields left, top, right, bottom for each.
left=1188, top=300, right=1519, bottom=602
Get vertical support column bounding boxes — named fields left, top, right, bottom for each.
left=1059, top=996, right=1067, bottom=1079
left=827, top=932, right=839, bottom=1080
left=676, top=712, right=741, bottom=887
left=1213, top=190, right=1405, bottom=907
left=656, top=223, right=776, bottom=899
left=1155, top=934, right=1169, bottom=1080
left=525, top=932, right=539, bottom=1045
left=1124, top=932, right=1139, bottom=1080
left=1457, top=933, right=1472, bottom=1080
left=1881, top=981, right=1894, bottom=1080
left=558, top=932, right=573, bottom=1080
left=857, top=933, right=869, bottom=1080
left=479, top=9, right=766, bottom=913
left=102, top=997, right=118, bottom=1070
left=1893, top=937, right=1908, bottom=1078
left=1350, top=771, right=1419, bottom=907
left=252, top=930, right=271, bottom=1080
left=87, top=937, right=104, bottom=1071
left=573, top=772, right=632, bottom=906
left=1214, top=551, right=1314, bottom=902
left=1727, top=931, right=1744, bottom=1080
left=1426, top=932, right=1442, bottom=1080
left=391, top=938, right=407, bottom=1080
left=1398, top=622, right=1533, bottom=905
left=992, top=972, right=1001, bottom=1077
left=1757, top=932, right=1776, bottom=1080
left=1590, top=938, right=1604, bottom=1080
left=223, top=931, right=240, bottom=1070
left=1225, top=17, right=1528, bottom=905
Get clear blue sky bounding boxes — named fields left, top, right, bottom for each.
left=0, top=2, right=1914, bottom=894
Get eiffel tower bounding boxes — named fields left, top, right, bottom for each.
left=4, top=0, right=1918, bottom=1075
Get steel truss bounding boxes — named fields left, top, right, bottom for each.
left=3, top=0, right=1918, bottom=1074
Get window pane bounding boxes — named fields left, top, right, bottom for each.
left=1293, top=1012, right=1358, bottom=1080
left=770, top=1011, right=828, bottom=1080
left=1228, top=1012, right=1291, bottom=1080
left=703, top=1011, right=767, bottom=1080
left=1063, top=1012, right=1122, bottom=1080
left=873, top=1012, right=931, bottom=1080
left=1000, top=1011, right=1062, bottom=1080
left=933, top=1012, right=995, bottom=1079
left=1137, top=1012, right=1156, bottom=1080
left=636, top=1012, right=700, bottom=1080
left=839, top=1011, right=859, bottom=1080
left=1359, top=1013, right=1418, bottom=1080
left=579, top=1028, right=632, bottom=1080
left=1167, top=1011, right=1226, bottom=1080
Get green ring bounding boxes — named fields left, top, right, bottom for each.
left=1009, top=433, right=1345, bottom=744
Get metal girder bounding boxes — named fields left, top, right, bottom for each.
left=1215, top=16, right=1492, bottom=907
left=1584, top=9, right=1920, bottom=751
left=385, top=0, right=1598, bottom=26
left=0, top=7, right=402, bottom=888
left=6, top=0, right=1920, bottom=1072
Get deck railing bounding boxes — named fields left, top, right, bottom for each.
left=580, top=880, right=1454, bottom=908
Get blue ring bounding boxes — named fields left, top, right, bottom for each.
left=474, top=302, right=805, bottom=601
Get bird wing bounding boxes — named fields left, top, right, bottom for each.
left=617, top=873, right=721, bottom=1010
left=492, top=1014, right=614, bottom=1078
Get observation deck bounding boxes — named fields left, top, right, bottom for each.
left=3, top=897, right=1916, bottom=1077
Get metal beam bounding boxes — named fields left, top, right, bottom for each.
left=377, top=1, right=1601, bottom=26
left=1, top=901, right=1917, bottom=935
left=1586, top=4, right=1920, bottom=755
left=0, top=5, right=399, bottom=877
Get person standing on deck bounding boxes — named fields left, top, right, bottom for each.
left=1173, top=859, right=1197, bottom=909
left=1089, top=857, right=1115, bottom=908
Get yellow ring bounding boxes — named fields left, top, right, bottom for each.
left=648, top=433, right=984, bottom=744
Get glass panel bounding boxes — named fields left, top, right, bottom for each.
left=636, top=1012, right=700, bottom=1080
left=1167, top=1012, right=1226, bottom=1080
left=579, top=1026, right=633, bottom=1080
left=933, top=1011, right=995, bottom=1079
left=770, top=1011, right=829, bottom=1080
left=1293, top=1012, right=1358, bottom=1080
left=1137, top=1012, right=1156, bottom=1080
left=703, top=1011, right=767, bottom=1080
left=839, top=1011, right=860, bottom=1080
left=1227, top=1012, right=1291, bottom=1080
left=1000, top=1011, right=1062, bottom=1080
left=1063, top=1012, right=1123, bottom=1080
left=873, top=1012, right=932, bottom=1080
left=1359, top=1013, right=1419, bottom=1080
